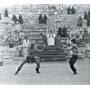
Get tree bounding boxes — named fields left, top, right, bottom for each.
left=4, top=8, right=8, bottom=17
left=18, top=14, right=23, bottom=24
left=71, top=6, right=76, bottom=14
left=38, top=14, right=43, bottom=24
left=43, top=14, right=47, bottom=24
left=84, top=11, right=88, bottom=20
left=77, top=16, right=83, bottom=26
left=12, top=14, right=18, bottom=23
left=67, top=6, right=71, bottom=15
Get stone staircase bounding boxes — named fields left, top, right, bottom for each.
left=30, top=45, right=67, bottom=62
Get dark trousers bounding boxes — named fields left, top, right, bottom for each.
left=69, top=55, right=78, bottom=73
left=15, top=56, right=40, bottom=75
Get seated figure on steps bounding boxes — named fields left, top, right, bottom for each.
left=55, top=33, right=62, bottom=49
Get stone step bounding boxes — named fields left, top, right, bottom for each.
left=40, top=57, right=66, bottom=61
left=44, top=47, right=64, bottom=50
left=40, top=55, right=66, bottom=58
left=30, top=44, right=66, bottom=61
left=42, top=51, right=65, bottom=55
left=45, top=46, right=63, bottom=50
left=30, top=50, right=66, bottom=61
left=30, top=49, right=65, bottom=55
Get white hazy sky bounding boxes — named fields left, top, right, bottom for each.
left=0, top=0, right=90, bottom=7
